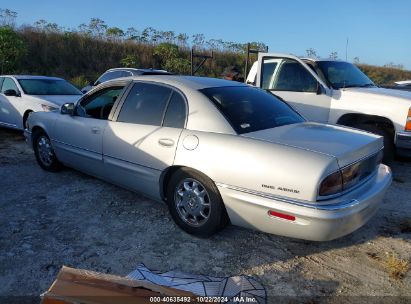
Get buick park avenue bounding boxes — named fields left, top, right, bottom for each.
left=24, top=76, right=392, bottom=240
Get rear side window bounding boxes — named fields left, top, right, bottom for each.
left=200, top=86, right=304, bottom=134
left=117, top=82, right=172, bottom=126
left=162, top=92, right=186, bottom=128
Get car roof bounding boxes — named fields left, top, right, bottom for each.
left=2, top=75, right=64, bottom=80
left=106, top=68, right=169, bottom=73
left=301, top=58, right=347, bottom=63
left=108, top=75, right=248, bottom=90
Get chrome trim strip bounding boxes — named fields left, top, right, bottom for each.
left=216, top=183, right=360, bottom=211
left=397, top=132, right=411, bottom=139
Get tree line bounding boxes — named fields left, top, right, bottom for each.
left=1, top=8, right=410, bottom=88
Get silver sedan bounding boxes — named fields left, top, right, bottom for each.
left=25, top=76, right=392, bottom=241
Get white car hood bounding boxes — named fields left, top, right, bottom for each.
left=242, top=122, right=383, bottom=168
left=343, top=87, right=411, bottom=101
left=30, top=95, right=82, bottom=106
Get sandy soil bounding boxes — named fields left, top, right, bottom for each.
left=0, top=127, right=410, bottom=303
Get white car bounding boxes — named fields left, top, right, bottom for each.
left=81, top=68, right=171, bottom=93
left=25, top=76, right=392, bottom=241
left=247, top=54, right=411, bottom=163
left=0, top=75, right=82, bottom=130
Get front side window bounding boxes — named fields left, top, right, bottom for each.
left=18, top=79, right=81, bottom=95
left=200, top=86, right=304, bottom=134
left=262, top=58, right=318, bottom=92
left=117, top=82, right=172, bottom=125
left=1, top=78, right=19, bottom=93
left=77, top=86, right=124, bottom=119
left=316, top=61, right=375, bottom=89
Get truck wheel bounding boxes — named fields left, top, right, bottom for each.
left=356, top=124, right=395, bottom=165
left=33, top=130, right=62, bottom=172
left=166, top=168, right=228, bottom=237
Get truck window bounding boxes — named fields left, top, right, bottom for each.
left=262, top=58, right=318, bottom=93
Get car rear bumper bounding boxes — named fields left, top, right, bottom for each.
left=396, top=132, right=411, bottom=157
left=217, top=164, right=392, bottom=241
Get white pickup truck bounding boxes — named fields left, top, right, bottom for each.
left=247, top=53, right=411, bottom=163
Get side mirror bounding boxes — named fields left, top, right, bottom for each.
left=4, top=89, right=20, bottom=97
left=61, top=103, right=75, bottom=115
left=316, top=83, right=325, bottom=95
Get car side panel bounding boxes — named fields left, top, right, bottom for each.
left=173, top=129, right=339, bottom=202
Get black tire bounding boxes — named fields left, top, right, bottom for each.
left=33, top=130, right=62, bottom=172
left=166, top=168, right=228, bottom=237
left=355, top=124, right=395, bottom=165
left=23, top=111, right=32, bottom=129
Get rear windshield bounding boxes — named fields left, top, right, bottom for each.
left=18, top=79, right=82, bottom=95
left=200, top=86, right=304, bottom=134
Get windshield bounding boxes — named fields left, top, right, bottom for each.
left=18, top=79, right=82, bottom=95
left=200, top=86, right=304, bottom=134
left=316, top=61, right=375, bottom=89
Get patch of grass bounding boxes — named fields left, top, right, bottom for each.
left=383, top=253, right=409, bottom=280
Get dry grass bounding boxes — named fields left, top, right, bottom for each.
left=383, top=253, right=409, bottom=280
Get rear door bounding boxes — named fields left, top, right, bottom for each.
left=256, top=53, right=332, bottom=123
left=102, top=81, right=187, bottom=199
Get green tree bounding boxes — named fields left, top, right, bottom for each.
left=0, top=26, right=26, bottom=73
left=106, top=27, right=124, bottom=40
left=153, top=43, right=190, bottom=74
left=120, top=54, right=139, bottom=68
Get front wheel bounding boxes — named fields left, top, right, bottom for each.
left=166, top=168, right=228, bottom=237
left=33, top=130, right=62, bottom=172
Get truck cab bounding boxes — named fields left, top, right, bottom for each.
left=247, top=53, right=411, bottom=163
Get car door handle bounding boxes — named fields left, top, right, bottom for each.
left=91, top=127, right=101, bottom=134
left=158, top=138, right=174, bottom=147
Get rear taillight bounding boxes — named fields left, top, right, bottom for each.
left=341, top=162, right=361, bottom=190
left=319, top=171, right=343, bottom=196
left=406, top=108, right=411, bottom=131
left=319, top=153, right=380, bottom=198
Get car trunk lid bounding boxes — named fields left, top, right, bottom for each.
left=241, top=122, right=383, bottom=168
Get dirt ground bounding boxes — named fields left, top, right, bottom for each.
left=0, top=127, right=410, bottom=303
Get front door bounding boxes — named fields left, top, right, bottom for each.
left=103, top=82, right=187, bottom=200
left=257, top=53, right=332, bottom=123
left=53, top=85, right=126, bottom=177
left=0, top=77, right=22, bottom=128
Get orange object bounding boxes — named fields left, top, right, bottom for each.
left=406, top=109, right=411, bottom=131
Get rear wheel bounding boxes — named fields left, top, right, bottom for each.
left=355, top=124, right=395, bottom=165
left=33, top=130, right=62, bottom=172
left=166, top=168, right=228, bottom=237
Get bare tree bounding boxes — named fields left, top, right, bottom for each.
left=306, top=48, right=318, bottom=59
left=329, top=51, right=338, bottom=60
left=0, top=9, right=18, bottom=28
